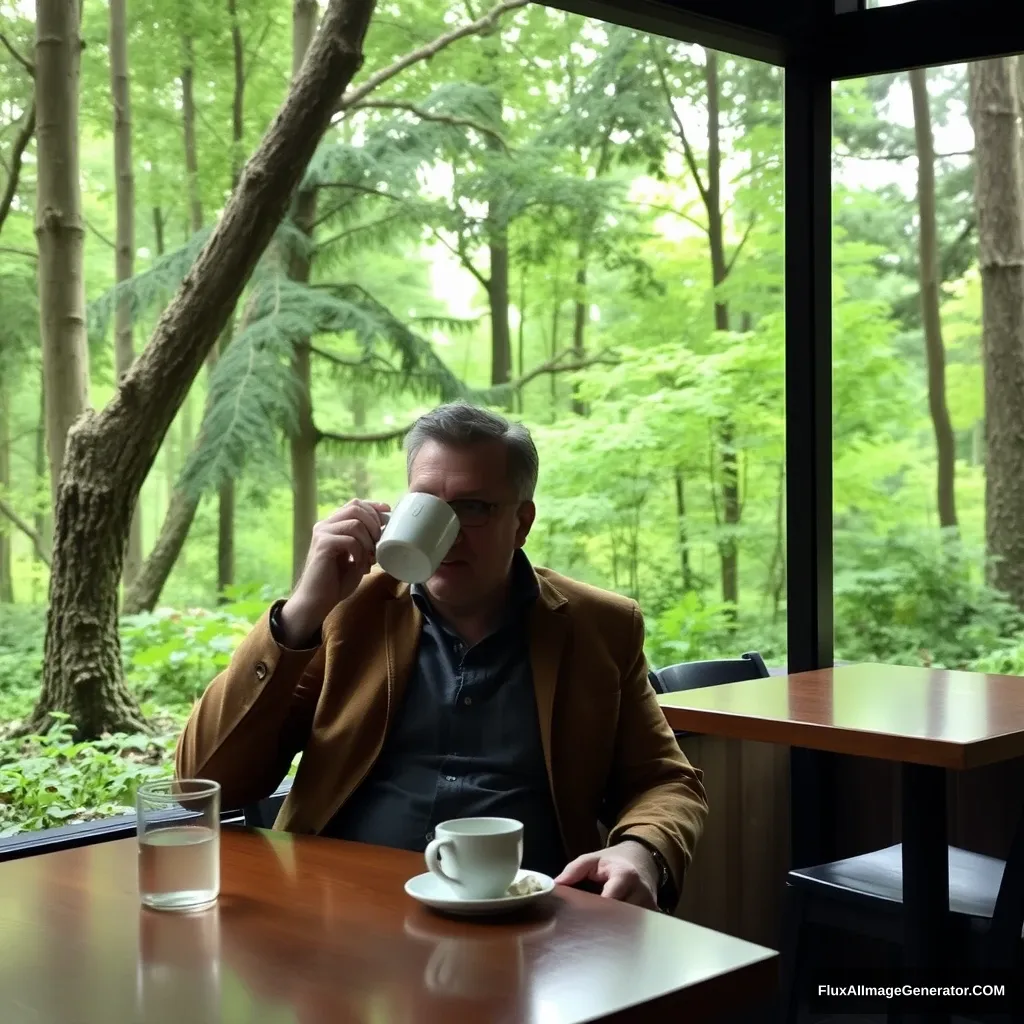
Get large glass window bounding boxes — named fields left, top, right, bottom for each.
left=0, top=2, right=785, bottom=835
left=833, top=54, right=1024, bottom=674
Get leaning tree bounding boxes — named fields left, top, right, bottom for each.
left=24, top=0, right=379, bottom=739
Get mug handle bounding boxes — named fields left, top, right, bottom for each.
left=424, top=837, right=463, bottom=890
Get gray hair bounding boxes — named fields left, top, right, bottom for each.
left=404, top=402, right=539, bottom=501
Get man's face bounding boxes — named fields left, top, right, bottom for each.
left=407, top=439, right=535, bottom=610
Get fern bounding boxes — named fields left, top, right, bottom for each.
left=177, top=275, right=483, bottom=498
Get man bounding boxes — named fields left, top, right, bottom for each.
left=176, top=403, right=708, bottom=911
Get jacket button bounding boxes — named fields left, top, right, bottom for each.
left=255, top=662, right=268, bottom=681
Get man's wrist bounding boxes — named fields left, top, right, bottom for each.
left=270, top=599, right=323, bottom=650
left=618, top=836, right=674, bottom=911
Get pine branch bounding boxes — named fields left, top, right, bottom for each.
left=0, top=100, right=35, bottom=237
left=336, top=0, right=529, bottom=113
left=352, top=99, right=508, bottom=149
left=312, top=211, right=409, bottom=255
left=0, top=32, right=34, bottom=77
left=0, top=496, right=49, bottom=566
left=316, top=423, right=410, bottom=445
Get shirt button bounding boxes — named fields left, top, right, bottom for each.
left=254, top=662, right=268, bottom=681
left=445, top=775, right=456, bottom=782
left=463, top=696, right=472, bottom=706
left=426, top=830, right=434, bottom=842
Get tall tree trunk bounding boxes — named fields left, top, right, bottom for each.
left=122, top=487, right=201, bottom=614
left=125, top=35, right=215, bottom=605
left=110, top=0, right=143, bottom=585
left=26, top=0, right=377, bottom=739
left=181, top=36, right=203, bottom=238
left=571, top=258, right=589, bottom=416
left=35, top=0, right=90, bottom=513
left=516, top=266, right=526, bottom=413
left=0, top=382, right=13, bottom=603
left=911, top=67, right=958, bottom=531
left=969, top=58, right=1024, bottom=610
left=569, top=137, right=608, bottom=418
left=216, top=0, right=246, bottom=599
left=488, top=223, right=512, bottom=386
left=33, top=381, right=48, bottom=601
left=351, top=389, right=368, bottom=495
left=704, top=51, right=739, bottom=614
left=152, top=205, right=164, bottom=257
left=674, top=465, right=693, bottom=593
left=288, top=0, right=321, bottom=585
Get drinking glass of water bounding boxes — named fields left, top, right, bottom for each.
left=136, top=778, right=221, bottom=912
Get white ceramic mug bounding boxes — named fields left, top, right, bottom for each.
left=376, top=492, right=460, bottom=584
left=423, top=817, right=523, bottom=899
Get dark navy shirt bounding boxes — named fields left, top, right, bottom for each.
left=321, top=551, right=567, bottom=877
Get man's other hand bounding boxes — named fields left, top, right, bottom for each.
left=554, top=840, right=659, bottom=910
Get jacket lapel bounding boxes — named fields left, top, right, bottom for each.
left=528, top=575, right=570, bottom=780
left=384, top=585, right=421, bottom=719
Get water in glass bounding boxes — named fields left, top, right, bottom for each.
left=137, top=778, right=220, bottom=912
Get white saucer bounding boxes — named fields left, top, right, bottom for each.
left=404, top=869, right=555, bottom=916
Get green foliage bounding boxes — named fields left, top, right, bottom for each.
left=121, top=588, right=272, bottom=710
left=0, top=1, right=1014, bottom=841
left=0, top=715, right=176, bottom=837
left=833, top=529, right=1023, bottom=669
left=0, top=589, right=276, bottom=835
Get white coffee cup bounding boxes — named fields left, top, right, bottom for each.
left=424, top=817, right=524, bottom=899
left=376, top=492, right=460, bottom=584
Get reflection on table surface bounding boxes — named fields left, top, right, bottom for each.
left=0, top=826, right=777, bottom=1024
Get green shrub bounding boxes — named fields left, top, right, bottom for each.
left=833, top=528, right=1023, bottom=668
left=0, top=713, right=178, bottom=837
left=121, top=586, right=273, bottom=710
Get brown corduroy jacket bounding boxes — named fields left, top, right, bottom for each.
left=175, top=565, right=709, bottom=895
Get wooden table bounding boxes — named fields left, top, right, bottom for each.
left=658, top=663, right=1024, bottom=983
left=0, top=826, right=777, bottom=1023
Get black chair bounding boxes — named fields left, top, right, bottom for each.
left=651, top=652, right=770, bottom=741
left=242, top=776, right=294, bottom=829
left=781, top=800, right=1024, bottom=1022
left=650, top=651, right=770, bottom=694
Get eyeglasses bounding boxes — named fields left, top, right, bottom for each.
left=447, top=499, right=513, bottom=527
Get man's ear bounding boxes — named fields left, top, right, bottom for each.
left=514, top=500, right=536, bottom=548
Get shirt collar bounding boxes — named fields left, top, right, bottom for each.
left=411, top=548, right=539, bottom=623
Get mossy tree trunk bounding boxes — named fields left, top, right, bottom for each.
left=26, top=0, right=378, bottom=739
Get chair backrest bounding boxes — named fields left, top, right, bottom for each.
left=242, top=776, right=294, bottom=829
left=651, top=651, right=770, bottom=694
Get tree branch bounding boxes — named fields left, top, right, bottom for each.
left=351, top=99, right=508, bottom=149
left=0, top=245, right=37, bottom=260
left=85, top=218, right=117, bottom=250
left=314, top=348, right=619, bottom=447
left=316, top=423, right=410, bottom=445
left=650, top=45, right=709, bottom=207
left=0, top=496, right=50, bottom=566
left=0, top=100, right=35, bottom=236
left=312, top=211, right=407, bottom=253
left=336, top=0, right=529, bottom=112
left=640, top=201, right=709, bottom=237
left=724, top=216, right=757, bottom=276
left=0, top=32, right=35, bottom=77
left=429, top=227, right=489, bottom=288
left=503, top=347, right=618, bottom=391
